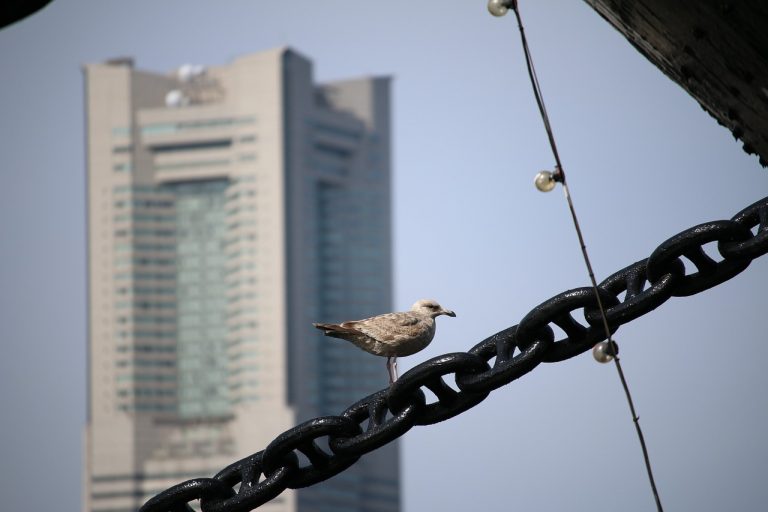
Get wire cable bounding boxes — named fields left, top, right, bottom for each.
left=510, top=4, right=664, bottom=510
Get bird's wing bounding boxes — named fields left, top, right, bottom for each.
left=346, top=312, right=424, bottom=342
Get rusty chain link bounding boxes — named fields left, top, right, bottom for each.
left=140, top=196, right=768, bottom=512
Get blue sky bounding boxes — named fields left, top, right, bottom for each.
left=1, top=1, right=767, bottom=511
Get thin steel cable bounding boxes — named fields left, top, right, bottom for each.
left=510, top=4, right=664, bottom=511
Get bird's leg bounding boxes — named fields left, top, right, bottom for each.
left=387, top=356, right=399, bottom=384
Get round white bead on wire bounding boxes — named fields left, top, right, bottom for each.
left=487, top=0, right=511, bottom=17
left=593, top=340, right=619, bottom=363
left=534, top=170, right=557, bottom=192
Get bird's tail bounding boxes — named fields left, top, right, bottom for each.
left=312, top=322, right=357, bottom=338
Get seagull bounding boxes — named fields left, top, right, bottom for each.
left=313, top=299, right=456, bottom=384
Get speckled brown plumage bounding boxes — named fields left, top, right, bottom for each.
left=313, top=299, right=456, bottom=383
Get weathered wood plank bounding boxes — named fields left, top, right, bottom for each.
left=584, top=0, right=768, bottom=168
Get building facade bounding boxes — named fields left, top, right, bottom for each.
left=83, top=48, right=396, bottom=512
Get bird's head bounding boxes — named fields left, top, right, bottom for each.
left=411, top=299, right=456, bottom=319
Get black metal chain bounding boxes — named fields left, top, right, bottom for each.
left=140, top=196, right=768, bottom=512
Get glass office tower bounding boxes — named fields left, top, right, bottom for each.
left=84, top=48, right=395, bottom=512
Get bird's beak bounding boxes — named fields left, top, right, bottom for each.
left=442, top=309, right=456, bottom=317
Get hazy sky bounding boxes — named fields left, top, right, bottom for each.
left=1, top=1, right=767, bottom=511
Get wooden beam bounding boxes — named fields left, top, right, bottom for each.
left=584, top=0, right=768, bottom=168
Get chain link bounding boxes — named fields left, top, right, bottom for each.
left=646, top=220, right=753, bottom=296
left=202, top=452, right=295, bottom=512
left=519, top=286, right=621, bottom=362
left=388, top=352, right=491, bottom=425
left=330, top=388, right=425, bottom=457
left=140, top=196, right=768, bottom=512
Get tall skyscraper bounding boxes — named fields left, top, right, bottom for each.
left=83, top=48, right=396, bottom=512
